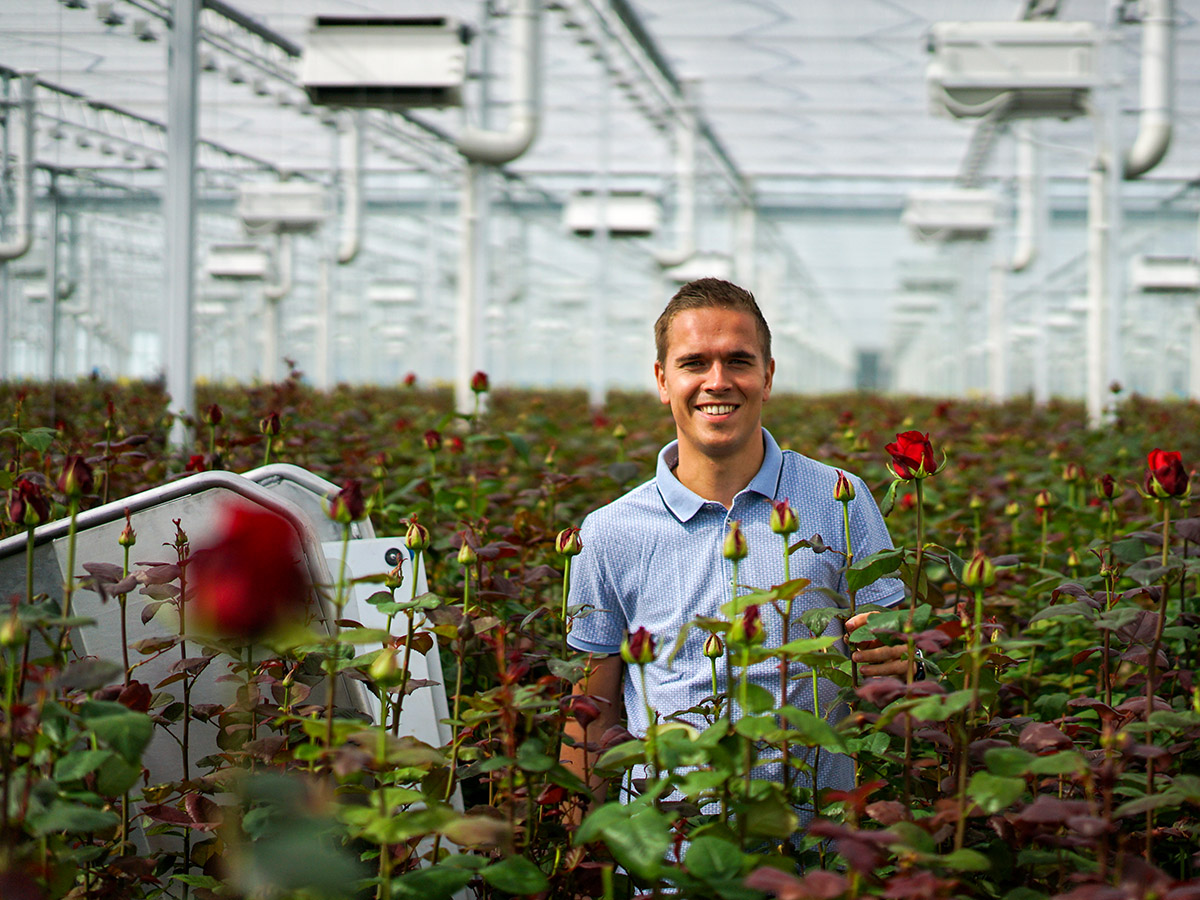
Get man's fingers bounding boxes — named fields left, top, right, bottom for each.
left=844, top=612, right=874, bottom=633
left=851, top=645, right=906, bottom=665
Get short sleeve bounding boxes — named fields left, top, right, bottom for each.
left=846, top=473, right=906, bottom=608
left=565, top=513, right=627, bottom=654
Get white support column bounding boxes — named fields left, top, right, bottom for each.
left=987, top=261, right=1007, bottom=401
left=1085, top=154, right=1110, bottom=428
left=165, top=0, right=199, bottom=449
left=588, top=71, right=611, bottom=410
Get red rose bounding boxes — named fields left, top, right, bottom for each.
left=423, top=429, right=442, bottom=452
left=884, top=431, right=937, bottom=480
left=7, top=476, right=50, bottom=528
left=189, top=502, right=312, bottom=640
left=57, top=454, right=95, bottom=498
left=470, top=370, right=490, bottom=394
left=259, top=411, right=281, bottom=437
left=447, top=435, right=465, bottom=455
left=403, top=372, right=417, bottom=388
left=1145, top=448, right=1189, bottom=498
left=328, top=479, right=365, bottom=524
left=620, top=627, right=656, bottom=665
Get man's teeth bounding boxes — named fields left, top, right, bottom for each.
left=702, top=405, right=736, bottom=415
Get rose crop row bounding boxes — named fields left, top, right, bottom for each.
left=0, top=374, right=1198, bottom=900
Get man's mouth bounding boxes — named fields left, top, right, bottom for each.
left=697, top=403, right=738, bottom=416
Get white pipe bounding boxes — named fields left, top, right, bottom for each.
left=653, top=100, right=696, bottom=269
left=455, top=0, right=540, bottom=166
left=338, top=112, right=362, bottom=264
left=1123, top=0, right=1173, bottom=179
left=1010, top=122, right=1036, bottom=272
left=0, top=73, right=37, bottom=262
left=1085, top=155, right=1109, bottom=428
left=265, top=232, right=292, bottom=301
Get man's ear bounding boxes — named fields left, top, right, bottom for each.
left=654, top=359, right=670, bottom=405
left=763, top=357, right=775, bottom=401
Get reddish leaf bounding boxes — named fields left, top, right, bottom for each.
left=1018, top=722, right=1073, bottom=754
left=118, top=681, right=152, bottom=712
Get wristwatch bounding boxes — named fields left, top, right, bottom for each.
left=913, top=648, right=926, bottom=682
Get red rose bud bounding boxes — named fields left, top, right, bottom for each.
left=456, top=535, right=478, bottom=566
left=57, top=455, right=94, bottom=498
left=329, top=479, right=366, bottom=524
left=728, top=604, right=765, bottom=646
left=447, top=435, right=465, bottom=455
left=1095, top=473, right=1116, bottom=501
left=555, top=526, right=583, bottom=557
left=968, top=494, right=984, bottom=510
left=1004, top=501, right=1020, bottom=518
left=723, top=520, right=748, bottom=561
left=189, top=502, right=312, bottom=640
left=259, top=411, right=281, bottom=437
left=470, top=370, right=490, bottom=394
left=770, top=499, right=799, bottom=534
left=1062, top=462, right=1085, bottom=484
left=620, top=627, right=656, bottom=666
left=703, top=631, right=724, bottom=659
left=1145, top=448, right=1189, bottom=499
left=884, top=430, right=937, bottom=480
left=403, top=372, right=417, bottom=388
left=204, top=403, right=223, bottom=427
left=1034, top=490, right=1055, bottom=509
left=7, top=477, right=50, bottom=528
left=405, top=518, right=430, bottom=552
left=118, top=509, right=136, bottom=548
left=612, top=423, right=628, bottom=441
left=423, top=429, right=442, bottom=452
left=833, top=471, right=856, bottom=503
left=962, top=550, right=996, bottom=590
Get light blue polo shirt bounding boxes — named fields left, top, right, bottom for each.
left=567, top=427, right=904, bottom=803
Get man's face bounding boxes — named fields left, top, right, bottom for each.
left=654, top=306, right=774, bottom=464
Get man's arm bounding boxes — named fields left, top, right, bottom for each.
left=845, top=611, right=913, bottom=678
left=561, top=654, right=623, bottom=813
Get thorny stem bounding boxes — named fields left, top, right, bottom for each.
left=56, top=496, right=80, bottom=665
left=1039, top=507, right=1051, bottom=571
left=902, top=478, right=925, bottom=815
left=842, top=500, right=859, bottom=688
left=1144, top=499, right=1173, bottom=861
left=560, top=556, right=572, bottom=659
left=325, top=522, right=351, bottom=752
left=779, top=533, right=792, bottom=792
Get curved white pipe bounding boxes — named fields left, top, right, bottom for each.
left=653, top=102, right=696, bottom=269
left=1124, top=0, right=1173, bottom=179
left=455, top=0, right=540, bottom=165
left=338, top=112, right=362, bottom=264
left=265, top=232, right=292, bottom=301
left=1010, top=122, right=1036, bottom=272
left=0, top=73, right=37, bottom=262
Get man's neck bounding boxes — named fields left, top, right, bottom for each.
left=672, top=432, right=765, bottom=510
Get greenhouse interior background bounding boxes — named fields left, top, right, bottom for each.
left=2, top=0, right=1200, bottom=429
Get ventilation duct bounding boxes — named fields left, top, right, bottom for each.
left=0, top=74, right=37, bottom=262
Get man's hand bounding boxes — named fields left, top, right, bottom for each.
left=845, top=611, right=913, bottom=678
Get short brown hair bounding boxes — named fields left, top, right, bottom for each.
left=654, top=278, right=772, bottom=364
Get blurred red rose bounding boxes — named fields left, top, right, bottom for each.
left=329, top=479, right=365, bottom=524
left=470, top=370, right=490, bottom=394
left=189, top=502, right=312, bottom=640
left=57, top=454, right=94, bottom=498
left=7, top=476, right=50, bottom=528
left=403, top=372, right=417, bottom=388
left=423, top=429, right=442, bottom=452
left=447, top=435, right=465, bottom=455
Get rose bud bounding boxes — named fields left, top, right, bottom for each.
left=961, top=550, right=996, bottom=590
left=405, top=518, right=431, bottom=552
left=259, top=411, right=281, bottom=437
left=369, top=648, right=406, bottom=689
left=329, top=479, right=366, bottom=524
left=204, top=403, right=223, bottom=427
left=57, top=454, right=94, bottom=498
left=833, top=471, right=856, bottom=503
left=7, top=477, right=50, bottom=528
left=770, top=499, right=799, bottom=534
left=470, top=370, right=490, bottom=394
left=1145, top=448, right=1189, bottom=499
left=884, top=430, right=938, bottom=480
left=728, top=604, right=765, bottom=647
left=723, top=520, right=748, bottom=561
left=0, top=613, right=26, bottom=648
left=189, top=502, right=312, bottom=640
left=457, top=536, right=478, bottom=566
left=403, top=372, right=417, bottom=388
left=1067, top=548, right=1080, bottom=568
left=1034, top=490, right=1055, bottom=509
left=1062, top=462, right=1085, bottom=484
left=620, top=627, right=656, bottom=666
left=555, top=526, right=583, bottom=558
left=968, top=494, right=984, bottom=511
left=612, top=423, right=628, bottom=441
left=447, top=435, right=465, bottom=455
left=423, top=429, right=442, bottom=452
left=118, top=509, right=137, bottom=547
left=1095, top=473, right=1116, bottom=501
left=1004, top=501, right=1020, bottom=518
left=703, top=632, right=724, bottom=659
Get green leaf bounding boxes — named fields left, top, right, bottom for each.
left=170, top=874, right=225, bottom=889
left=1028, top=751, right=1087, bottom=777
left=741, top=791, right=799, bottom=839
left=741, top=683, right=776, bottom=714
left=847, top=548, right=904, bottom=592
left=54, top=750, right=114, bottom=782
left=505, top=432, right=532, bottom=465
left=516, top=738, right=554, bottom=773
left=480, top=855, right=550, bottom=895
left=392, top=866, right=476, bottom=900
left=21, top=427, right=57, bottom=453
left=82, top=703, right=154, bottom=764
left=880, top=478, right=900, bottom=517
left=779, top=708, right=846, bottom=751
left=684, top=835, right=743, bottom=881
left=984, top=747, right=1035, bottom=777
left=968, top=772, right=1025, bottom=814
left=95, top=755, right=142, bottom=796
left=937, top=848, right=992, bottom=872
left=30, top=800, right=120, bottom=835
left=602, top=806, right=672, bottom=881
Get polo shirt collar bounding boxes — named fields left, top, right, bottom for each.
left=656, top=428, right=784, bottom=522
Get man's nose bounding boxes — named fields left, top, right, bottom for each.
left=704, top=362, right=732, bottom=391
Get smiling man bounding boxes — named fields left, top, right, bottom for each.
left=561, top=277, right=910, bottom=821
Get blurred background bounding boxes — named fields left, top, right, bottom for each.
left=0, top=0, right=1198, bottom=426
